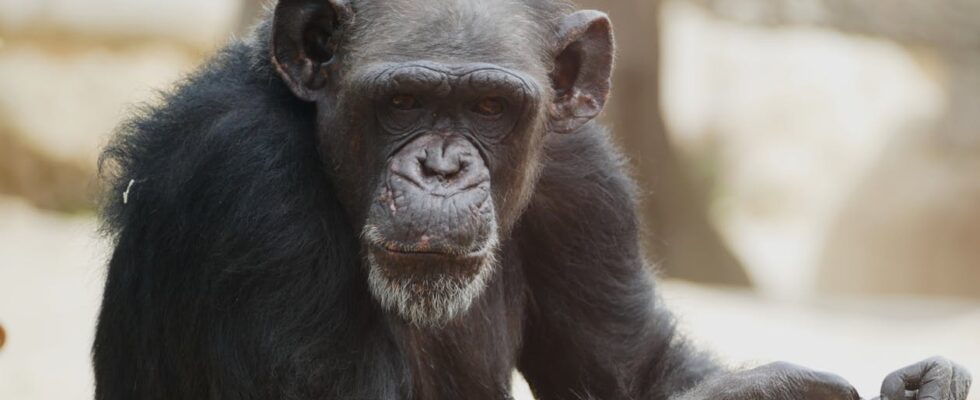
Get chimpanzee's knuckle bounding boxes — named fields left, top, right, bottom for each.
left=924, top=356, right=952, bottom=369
left=821, top=372, right=854, bottom=389
left=952, top=364, right=972, bottom=400
left=763, top=361, right=805, bottom=374
left=881, top=370, right=908, bottom=393
left=960, top=366, right=973, bottom=385
left=811, top=371, right=858, bottom=396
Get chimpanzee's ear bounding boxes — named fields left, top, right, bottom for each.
left=549, top=11, right=615, bottom=133
left=271, top=0, right=353, bottom=101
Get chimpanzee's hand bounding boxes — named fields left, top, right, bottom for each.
left=675, top=362, right=860, bottom=400
left=875, top=357, right=971, bottom=400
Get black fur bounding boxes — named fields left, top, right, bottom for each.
left=96, top=28, right=716, bottom=399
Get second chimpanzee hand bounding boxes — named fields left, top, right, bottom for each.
left=870, top=357, right=972, bottom=400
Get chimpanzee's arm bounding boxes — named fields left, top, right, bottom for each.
left=515, top=128, right=863, bottom=400
left=515, top=129, right=720, bottom=399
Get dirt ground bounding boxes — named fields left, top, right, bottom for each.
left=1, top=197, right=977, bottom=399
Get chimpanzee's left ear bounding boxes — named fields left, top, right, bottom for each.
left=549, top=10, right=615, bottom=134
left=271, top=0, right=354, bottom=102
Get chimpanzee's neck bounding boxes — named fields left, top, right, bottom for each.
left=380, top=243, right=526, bottom=399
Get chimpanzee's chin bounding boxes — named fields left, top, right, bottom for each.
left=364, top=237, right=499, bottom=327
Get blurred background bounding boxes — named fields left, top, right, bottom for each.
left=0, top=0, right=977, bottom=399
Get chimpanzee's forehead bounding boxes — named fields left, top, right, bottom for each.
left=344, top=0, right=571, bottom=75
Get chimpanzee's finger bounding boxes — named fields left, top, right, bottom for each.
left=880, top=357, right=952, bottom=400
left=949, top=362, right=972, bottom=400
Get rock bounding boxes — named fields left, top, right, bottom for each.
left=660, top=1, right=945, bottom=297
left=818, top=135, right=980, bottom=299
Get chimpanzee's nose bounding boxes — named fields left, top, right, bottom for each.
left=389, top=134, right=488, bottom=194
left=415, top=135, right=484, bottom=187
left=420, top=143, right=467, bottom=179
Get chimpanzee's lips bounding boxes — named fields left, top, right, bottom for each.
left=368, top=240, right=487, bottom=259
left=364, top=241, right=490, bottom=278
left=362, top=223, right=491, bottom=255
left=382, top=244, right=457, bottom=256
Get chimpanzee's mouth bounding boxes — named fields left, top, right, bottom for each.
left=364, top=240, right=494, bottom=270
left=376, top=242, right=485, bottom=257
left=361, top=226, right=501, bottom=327
left=369, top=246, right=488, bottom=270
left=361, top=224, right=496, bottom=258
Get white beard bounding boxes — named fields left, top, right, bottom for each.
left=364, top=229, right=500, bottom=327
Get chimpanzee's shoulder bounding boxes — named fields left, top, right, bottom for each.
left=528, top=123, right=639, bottom=230
left=97, top=39, right=318, bottom=238
left=538, top=122, right=636, bottom=197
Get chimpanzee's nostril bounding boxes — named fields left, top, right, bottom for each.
left=420, top=148, right=463, bottom=179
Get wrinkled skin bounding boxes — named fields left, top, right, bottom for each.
left=677, top=359, right=971, bottom=400
left=874, top=357, right=972, bottom=400
left=348, top=62, right=539, bottom=324
left=91, top=0, right=972, bottom=399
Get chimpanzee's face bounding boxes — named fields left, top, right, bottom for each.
left=271, top=0, right=613, bottom=326
left=331, top=61, right=546, bottom=325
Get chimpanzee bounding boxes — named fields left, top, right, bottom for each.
left=93, top=0, right=972, bottom=399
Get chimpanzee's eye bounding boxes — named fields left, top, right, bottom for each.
left=390, top=94, right=420, bottom=110
left=473, top=97, right=506, bottom=117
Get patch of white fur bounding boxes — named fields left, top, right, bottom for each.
left=363, top=225, right=500, bottom=328
left=122, top=179, right=136, bottom=205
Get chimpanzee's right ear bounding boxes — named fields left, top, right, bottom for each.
left=271, top=0, right=353, bottom=101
